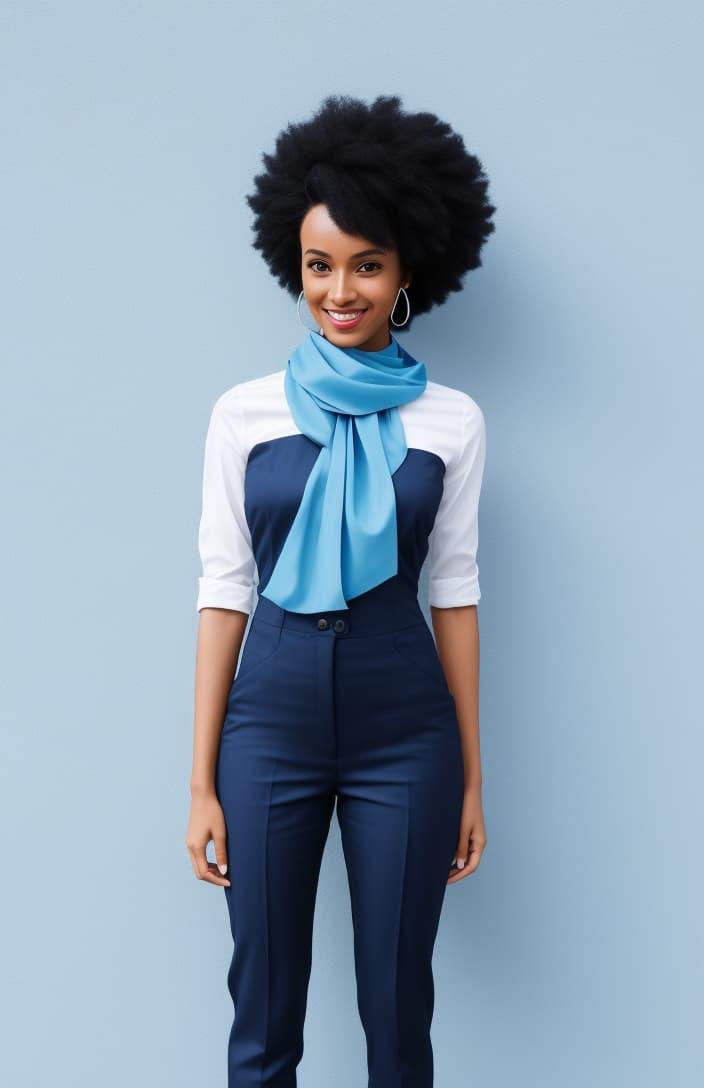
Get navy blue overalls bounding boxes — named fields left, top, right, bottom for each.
left=215, top=435, right=465, bottom=1088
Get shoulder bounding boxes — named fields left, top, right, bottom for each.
left=403, top=376, right=484, bottom=443
left=206, top=369, right=296, bottom=454
left=424, top=378, right=484, bottom=431
left=398, top=377, right=484, bottom=471
left=211, top=369, right=286, bottom=419
left=208, top=369, right=287, bottom=428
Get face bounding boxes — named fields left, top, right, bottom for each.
left=299, top=203, right=411, bottom=352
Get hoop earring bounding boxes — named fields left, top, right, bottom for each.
left=390, top=286, right=410, bottom=328
left=297, top=290, right=324, bottom=334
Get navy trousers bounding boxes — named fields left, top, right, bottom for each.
left=215, top=584, right=465, bottom=1087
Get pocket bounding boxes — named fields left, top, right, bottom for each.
left=392, top=622, right=453, bottom=697
left=234, top=620, right=283, bottom=684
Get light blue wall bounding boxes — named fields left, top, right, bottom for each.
left=2, top=2, right=701, bottom=1085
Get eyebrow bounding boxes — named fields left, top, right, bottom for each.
left=303, top=247, right=388, bottom=259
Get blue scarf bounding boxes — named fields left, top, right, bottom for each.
left=259, top=329, right=427, bottom=613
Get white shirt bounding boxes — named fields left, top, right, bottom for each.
left=197, top=369, right=486, bottom=614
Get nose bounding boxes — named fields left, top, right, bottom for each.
left=327, top=271, right=359, bottom=306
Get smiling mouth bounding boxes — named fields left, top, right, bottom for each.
left=323, top=308, right=367, bottom=322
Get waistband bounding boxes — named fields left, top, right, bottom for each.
left=251, top=582, right=426, bottom=638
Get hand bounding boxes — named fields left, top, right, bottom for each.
left=185, top=790, right=231, bottom=887
left=447, top=784, right=486, bottom=884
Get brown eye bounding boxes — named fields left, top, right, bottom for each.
left=358, top=262, right=381, bottom=272
left=308, top=260, right=329, bottom=273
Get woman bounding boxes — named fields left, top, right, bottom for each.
left=186, top=93, right=496, bottom=1087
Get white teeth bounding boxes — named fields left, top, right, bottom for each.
left=328, top=310, right=363, bottom=321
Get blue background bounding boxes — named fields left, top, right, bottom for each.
left=2, top=2, right=702, bottom=1085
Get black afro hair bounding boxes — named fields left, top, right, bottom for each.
left=245, top=93, right=497, bottom=331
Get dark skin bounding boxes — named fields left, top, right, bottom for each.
left=185, top=203, right=486, bottom=889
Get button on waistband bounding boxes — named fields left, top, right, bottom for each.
left=253, top=591, right=425, bottom=637
left=315, top=615, right=348, bottom=634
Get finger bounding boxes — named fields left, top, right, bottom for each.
left=189, top=846, right=231, bottom=887
left=186, top=845, right=201, bottom=880
left=447, top=859, right=473, bottom=884
left=185, top=836, right=207, bottom=880
left=213, top=832, right=229, bottom=877
left=193, top=841, right=211, bottom=880
left=464, top=837, right=486, bottom=874
left=203, top=862, right=231, bottom=888
left=447, top=836, right=486, bottom=882
left=453, top=831, right=471, bottom=872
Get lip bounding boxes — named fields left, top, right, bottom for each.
left=323, top=308, right=368, bottom=330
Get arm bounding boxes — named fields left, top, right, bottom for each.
left=191, top=607, right=247, bottom=797
left=431, top=603, right=481, bottom=790
left=186, top=608, right=247, bottom=889
left=185, top=389, right=256, bottom=889
left=425, top=394, right=487, bottom=882
left=431, top=604, right=486, bottom=884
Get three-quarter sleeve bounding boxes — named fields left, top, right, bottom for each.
left=426, top=394, right=486, bottom=608
left=196, top=388, right=257, bottom=614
